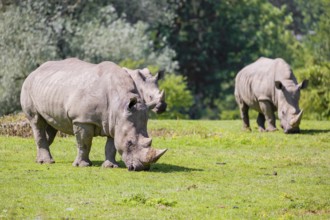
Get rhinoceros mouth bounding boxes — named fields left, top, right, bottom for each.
left=128, top=164, right=150, bottom=171
left=284, top=127, right=300, bottom=134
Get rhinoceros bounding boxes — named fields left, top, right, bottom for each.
left=20, top=58, right=167, bottom=171
left=123, top=67, right=167, bottom=114
left=234, top=57, right=308, bottom=134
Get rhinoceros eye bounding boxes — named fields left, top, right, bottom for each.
left=126, top=141, right=135, bottom=152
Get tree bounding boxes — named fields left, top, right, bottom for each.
left=0, top=3, right=57, bottom=115
left=155, top=0, right=301, bottom=118
left=295, top=63, right=330, bottom=120
left=0, top=1, right=178, bottom=116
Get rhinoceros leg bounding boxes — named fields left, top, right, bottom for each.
left=46, top=125, right=58, bottom=145
left=29, top=114, right=55, bottom=164
left=259, top=101, right=277, bottom=132
left=257, top=113, right=266, bottom=132
left=239, top=102, right=251, bottom=131
left=72, top=123, right=93, bottom=167
left=102, top=137, right=119, bottom=168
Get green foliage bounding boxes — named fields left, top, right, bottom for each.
left=295, top=63, right=330, bottom=120
left=0, top=0, right=328, bottom=119
left=0, top=1, right=178, bottom=116
left=1, top=120, right=330, bottom=219
left=304, top=0, right=330, bottom=64
left=157, top=74, right=193, bottom=119
left=157, top=0, right=304, bottom=118
left=0, top=4, right=57, bottom=115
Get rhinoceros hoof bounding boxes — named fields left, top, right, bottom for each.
left=102, top=160, right=119, bottom=168
left=72, top=159, right=92, bottom=167
left=266, top=127, right=278, bottom=132
left=36, top=157, right=55, bottom=164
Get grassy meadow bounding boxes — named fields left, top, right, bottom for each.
left=0, top=117, right=329, bottom=219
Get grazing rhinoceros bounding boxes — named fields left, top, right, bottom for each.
left=20, top=58, right=167, bottom=171
left=234, top=57, right=308, bottom=134
left=123, top=67, right=167, bottom=114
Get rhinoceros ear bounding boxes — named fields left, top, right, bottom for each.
left=128, top=97, right=138, bottom=110
left=137, top=70, right=147, bottom=81
left=154, top=69, right=165, bottom=81
left=275, top=81, right=283, bottom=90
left=298, top=80, right=308, bottom=90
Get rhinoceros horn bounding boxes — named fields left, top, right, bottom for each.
left=290, top=110, right=303, bottom=127
left=146, top=90, right=165, bottom=110
left=159, top=90, right=165, bottom=101
left=144, top=148, right=167, bottom=164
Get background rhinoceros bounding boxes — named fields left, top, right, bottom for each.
left=123, top=67, right=167, bottom=114
left=20, top=58, right=166, bottom=171
left=234, top=57, right=308, bottom=134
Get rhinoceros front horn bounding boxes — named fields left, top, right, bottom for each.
left=146, top=148, right=167, bottom=164
left=290, top=110, right=303, bottom=126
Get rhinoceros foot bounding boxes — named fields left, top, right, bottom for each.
left=266, top=127, right=278, bottom=132
left=36, top=157, right=55, bottom=164
left=102, top=160, right=119, bottom=168
left=242, top=126, right=252, bottom=132
left=72, top=159, right=92, bottom=167
left=36, top=149, right=55, bottom=164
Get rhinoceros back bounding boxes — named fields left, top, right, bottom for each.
left=21, top=58, right=136, bottom=136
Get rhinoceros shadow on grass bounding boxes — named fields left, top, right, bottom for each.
left=92, top=160, right=203, bottom=173
left=299, top=129, right=330, bottom=135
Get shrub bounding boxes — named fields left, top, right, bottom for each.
left=295, top=63, right=330, bottom=120
left=157, top=74, right=193, bottom=119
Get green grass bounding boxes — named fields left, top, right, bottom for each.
left=0, top=120, right=329, bottom=219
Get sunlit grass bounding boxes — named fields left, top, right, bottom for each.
left=0, top=119, right=329, bottom=219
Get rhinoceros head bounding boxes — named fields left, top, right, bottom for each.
left=123, top=67, right=167, bottom=114
left=114, top=96, right=167, bottom=171
left=275, top=79, right=308, bottom=134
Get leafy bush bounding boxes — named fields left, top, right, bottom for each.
left=295, top=63, right=330, bottom=120
left=157, top=74, right=193, bottom=119
left=0, top=2, right=178, bottom=116
left=0, top=4, right=57, bottom=116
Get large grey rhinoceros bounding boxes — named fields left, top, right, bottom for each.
left=123, top=67, right=167, bottom=114
left=20, top=58, right=167, bottom=171
left=234, top=57, right=308, bottom=134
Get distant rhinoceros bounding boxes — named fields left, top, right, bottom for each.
left=234, top=57, right=308, bottom=134
left=20, top=58, right=167, bottom=171
left=123, top=67, right=167, bottom=114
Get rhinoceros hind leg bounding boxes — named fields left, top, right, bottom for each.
left=29, top=114, right=55, bottom=164
left=46, top=125, right=58, bottom=145
left=102, top=137, right=119, bottom=168
left=72, top=123, right=93, bottom=167
left=239, top=102, right=251, bottom=131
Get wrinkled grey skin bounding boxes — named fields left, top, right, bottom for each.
left=123, top=67, right=167, bottom=114
left=235, top=57, right=308, bottom=134
left=20, top=58, right=167, bottom=171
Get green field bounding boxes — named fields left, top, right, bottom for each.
left=0, top=120, right=329, bottom=219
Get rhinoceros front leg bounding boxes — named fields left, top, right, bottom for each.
left=72, top=123, right=93, bottom=167
left=259, top=101, right=277, bottom=132
left=30, top=115, right=55, bottom=164
left=102, top=137, right=119, bottom=168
